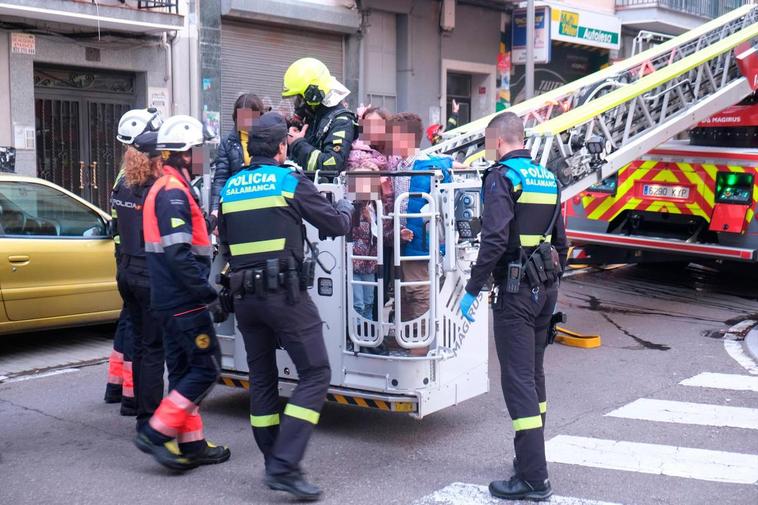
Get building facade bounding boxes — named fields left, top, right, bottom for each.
left=0, top=0, right=185, bottom=209
left=1, top=0, right=741, bottom=210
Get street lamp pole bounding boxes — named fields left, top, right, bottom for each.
left=525, top=0, right=535, bottom=99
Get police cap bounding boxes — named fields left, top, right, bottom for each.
left=248, top=112, right=288, bottom=158
left=133, top=131, right=160, bottom=158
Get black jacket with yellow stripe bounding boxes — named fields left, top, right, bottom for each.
left=465, top=149, right=569, bottom=295
left=217, top=156, right=352, bottom=271
left=289, top=104, right=356, bottom=173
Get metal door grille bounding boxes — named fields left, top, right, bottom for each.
left=35, top=97, right=82, bottom=194
left=88, top=101, right=131, bottom=210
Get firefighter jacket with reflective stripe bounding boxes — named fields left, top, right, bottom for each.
left=289, top=105, right=356, bottom=173
left=465, top=150, right=568, bottom=295
left=404, top=156, right=453, bottom=257
left=218, top=157, right=353, bottom=271
left=143, top=165, right=216, bottom=311
left=112, top=174, right=153, bottom=260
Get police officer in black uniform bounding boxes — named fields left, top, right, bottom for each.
left=112, top=131, right=167, bottom=430
left=459, top=112, right=568, bottom=501
left=217, top=112, right=353, bottom=501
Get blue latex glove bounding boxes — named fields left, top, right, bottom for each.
left=459, top=291, right=477, bottom=322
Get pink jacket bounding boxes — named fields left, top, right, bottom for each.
left=346, top=140, right=388, bottom=171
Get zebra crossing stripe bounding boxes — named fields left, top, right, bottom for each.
left=606, top=398, right=758, bottom=430
left=680, top=372, right=758, bottom=392
left=410, top=482, right=623, bottom=505
left=724, top=340, right=758, bottom=375
left=546, top=435, right=758, bottom=484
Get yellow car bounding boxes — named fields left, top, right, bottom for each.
left=0, top=174, right=120, bottom=335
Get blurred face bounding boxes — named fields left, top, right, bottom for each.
left=387, top=123, right=418, bottom=158
left=485, top=127, right=509, bottom=161
left=274, top=141, right=288, bottom=163
left=236, top=109, right=260, bottom=131
left=359, top=111, right=386, bottom=145
left=347, top=175, right=381, bottom=201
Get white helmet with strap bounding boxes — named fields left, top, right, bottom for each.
left=117, top=107, right=163, bottom=145
left=156, top=115, right=215, bottom=152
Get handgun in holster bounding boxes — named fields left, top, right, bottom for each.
left=216, top=272, right=235, bottom=314
left=300, top=259, right=315, bottom=290
left=285, top=257, right=300, bottom=305
left=547, top=311, right=567, bottom=345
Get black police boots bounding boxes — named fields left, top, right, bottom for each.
left=489, top=476, right=552, bottom=501
left=120, top=396, right=137, bottom=416
left=265, top=471, right=322, bottom=501
left=103, top=384, right=122, bottom=403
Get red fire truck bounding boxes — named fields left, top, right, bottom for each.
left=566, top=95, right=758, bottom=265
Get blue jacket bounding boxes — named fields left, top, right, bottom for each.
left=403, top=156, right=452, bottom=257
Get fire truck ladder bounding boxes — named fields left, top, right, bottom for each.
left=425, top=4, right=758, bottom=201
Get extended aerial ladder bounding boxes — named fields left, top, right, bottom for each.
left=428, top=4, right=758, bottom=202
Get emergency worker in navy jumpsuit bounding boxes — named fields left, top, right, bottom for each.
left=218, top=112, right=353, bottom=501
left=112, top=130, right=167, bottom=430
left=460, top=112, right=568, bottom=501
left=105, top=108, right=163, bottom=414
left=134, top=115, right=230, bottom=471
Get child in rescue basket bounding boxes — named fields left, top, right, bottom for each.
left=346, top=106, right=392, bottom=320
left=346, top=136, right=386, bottom=321
left=385, top=113, right=454, bottom=356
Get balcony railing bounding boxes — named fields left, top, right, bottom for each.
left=615, top=0, right=745, bottom=19
left=73, top=0, right=180, bottom=15
left=137, top=1, right=179, bottom=14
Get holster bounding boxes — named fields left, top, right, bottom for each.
left=216, top=272, right=235, bottom=313
left=547, top=311, right=567, bottom=345
left=300, top=259, right=315, bottom=290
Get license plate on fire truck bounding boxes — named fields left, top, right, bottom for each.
left=642, top=184, right=690, bottom=199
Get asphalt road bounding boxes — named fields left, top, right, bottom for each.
left=1, top=264, right=757, bottom=505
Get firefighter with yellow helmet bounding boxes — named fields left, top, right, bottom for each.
left=282, top=57, right=356, bottom=173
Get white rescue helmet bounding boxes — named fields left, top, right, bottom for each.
left=117, top=107, right=163, bottom=145
left=156, top=115, right=214, bottom=152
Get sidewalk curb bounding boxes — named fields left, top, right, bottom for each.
left=746, top=328, right=758, bottom=363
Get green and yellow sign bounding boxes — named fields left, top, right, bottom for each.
left=551, top=6, right=620, bottom=50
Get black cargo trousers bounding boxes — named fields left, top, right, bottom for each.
left=117, top=255, right=167, bottom=429
left=234, top=289, right=330, bottom=476
left=492, top=282, right=558, bottom=484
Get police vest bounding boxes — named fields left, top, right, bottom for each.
left=220, top=164, right=304, bottom=270
left=111, top=174, right=152, bottom=258
left=404, top=156, right=452, bottom=257
left=500, top=157, right=559, bottom=256
left=143, top=166, right=211, bottom=257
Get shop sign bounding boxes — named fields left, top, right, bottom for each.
left=512, top=6, right=551, bottom=65
left=550, top=6, right=620, bottom=50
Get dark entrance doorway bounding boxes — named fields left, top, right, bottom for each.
left=446, top=72, right=472, bottom=125
left=34, top=65, right=136, bottom=210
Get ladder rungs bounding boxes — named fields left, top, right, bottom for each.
left=532, top=20, right=758, bottom=137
